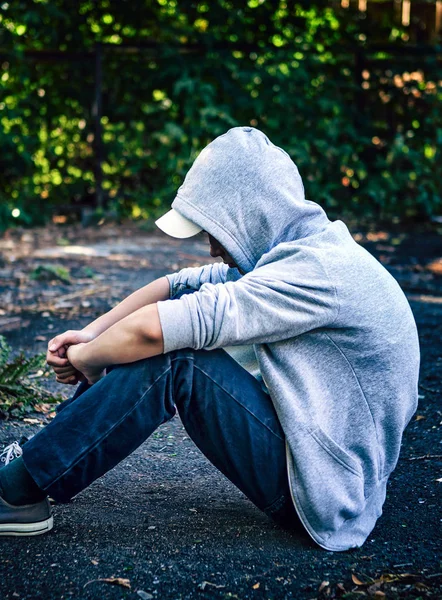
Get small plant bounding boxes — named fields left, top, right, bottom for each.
left=0, top=336, right=61, bottom=419
left=30, top=264, right=71, bottom=284
left=79, top=266, right=96, bottom=279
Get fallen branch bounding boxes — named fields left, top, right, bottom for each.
left=408, top=454, right=442, bottom=461
left=0, top=317, right=27, bottom=332
left=9, top=285, right=110, bottom=314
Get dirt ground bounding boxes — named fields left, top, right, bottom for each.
left=0, top=222, right=441, bottom=600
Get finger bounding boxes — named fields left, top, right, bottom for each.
left=48, top=331, right=82, bottom=353
left=53, top=368, right=77, bottom=378
left=48, top=334, right=68, bottom=353
left=53, top=365, right=77, bottom=375
left=56, top=374, right=79, bottom=385
left=47, top=358, right=70, bottom=369
left=57, top=346, right=68, bottom=359
left=46, top=354, right=70, bottom=368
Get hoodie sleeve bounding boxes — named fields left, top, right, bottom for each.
left=166, top=263, right=241, bottom=297
left=157, top=258, right=339, bottom=352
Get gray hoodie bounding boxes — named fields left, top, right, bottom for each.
left=156, top=127, right=420, bottom=551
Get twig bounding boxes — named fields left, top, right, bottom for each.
left=83, top=577, right=131, bottom=589
left=408, top=454, right=442, bottom=461
left=9, top=285, right=110, bottom=314
left=0, top=317, right=23, bottom=332
left=418, top=384, right=441, bottom=394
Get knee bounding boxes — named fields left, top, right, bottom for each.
left=107, top=353, right=170, bottom=374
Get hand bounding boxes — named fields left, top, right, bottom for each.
left=49, top=346, right=86, bottom=386
left=46, top=330, right=96, bottom=385
left=67, top=343, right=106, bottom=385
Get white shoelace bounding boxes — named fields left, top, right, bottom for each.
left=0, top=441, right=23, bottom=466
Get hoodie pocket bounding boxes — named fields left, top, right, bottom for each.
left=308, top=426, right=363, bottom=479
left=288, top=424, right=367, bottom=545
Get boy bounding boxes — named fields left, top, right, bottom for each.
left=0, top=127, right=419, bottom=551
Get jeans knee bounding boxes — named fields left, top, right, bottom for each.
left=169, top=348, right=196, bottom=362
left=108, top=353, right=171, bottom=376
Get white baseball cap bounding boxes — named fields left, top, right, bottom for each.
left=155, top=208, right=202, bottom=239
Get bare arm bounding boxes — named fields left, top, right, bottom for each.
left=47, top=276, right=170, bottom=384
left=80, top=276, right=170, bottom=339
left=67, top=303, right=164, bottom=383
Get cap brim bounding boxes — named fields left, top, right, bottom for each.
left=155, top=209, right=203, bottom=239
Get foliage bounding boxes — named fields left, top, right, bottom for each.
left=30, top=264, right=71, bottom=284
left=0, top=0, right=441, bottom=226
left=0, top=336, right=60, bottom=418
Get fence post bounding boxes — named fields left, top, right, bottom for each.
left=354, top=48, right=365, bottom=119
left=92, top=42, right=104, bottom=211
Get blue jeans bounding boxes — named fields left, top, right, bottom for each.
left=22, top=311, right=300, bottom=529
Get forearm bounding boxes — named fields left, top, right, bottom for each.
left=69, top=303, right=164, bottom=371
left=82, top=276, right=170, bottom=338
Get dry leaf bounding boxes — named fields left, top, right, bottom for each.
left=379, top=574, right=393, bottom=583
left=198, top=581, right=225, bottom=591
left=366, top=231, right=389, bottom=242
left=367, top=582, right=382, bottom=595
left=351, top=573, right=374, bottom=586
left=104, top=578, right=130, bottom=588
left=22, top=418, right=41, bottom=424
left=373, top=592, right=386, bottom=598
left=380, top=573, right=410, bottom=583
left=34, top=403, right=53, bottom=413
left=91, top=559, right=99, bottom=565
left=415, top=415, right=426, bottom=421
left=414, top=582, right=429, bottom=590
left=427, top=259, right=442, bottom=275
left=252, top=582, right=260, bottom=589
left=84, top=577, right=131, bottom=589
left=319, top=580, right=330, bottom=592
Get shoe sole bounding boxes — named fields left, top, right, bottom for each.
left=0, top=516, right=53, bottom=536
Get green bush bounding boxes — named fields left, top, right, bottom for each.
left=0, top=1, right=441, bottom=227
left=0, top=336, right=61, bottom=418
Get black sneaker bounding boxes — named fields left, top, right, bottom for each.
left=0, top=440, right=27, bottom=466
left=0, top=438, right=53, bottom=536
left=0, top=496, right=53, bottom=536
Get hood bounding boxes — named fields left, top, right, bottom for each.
left=172, top=127, right=330, bottom=274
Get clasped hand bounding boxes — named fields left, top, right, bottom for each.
left=46, top=330, right=105, bottom=386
